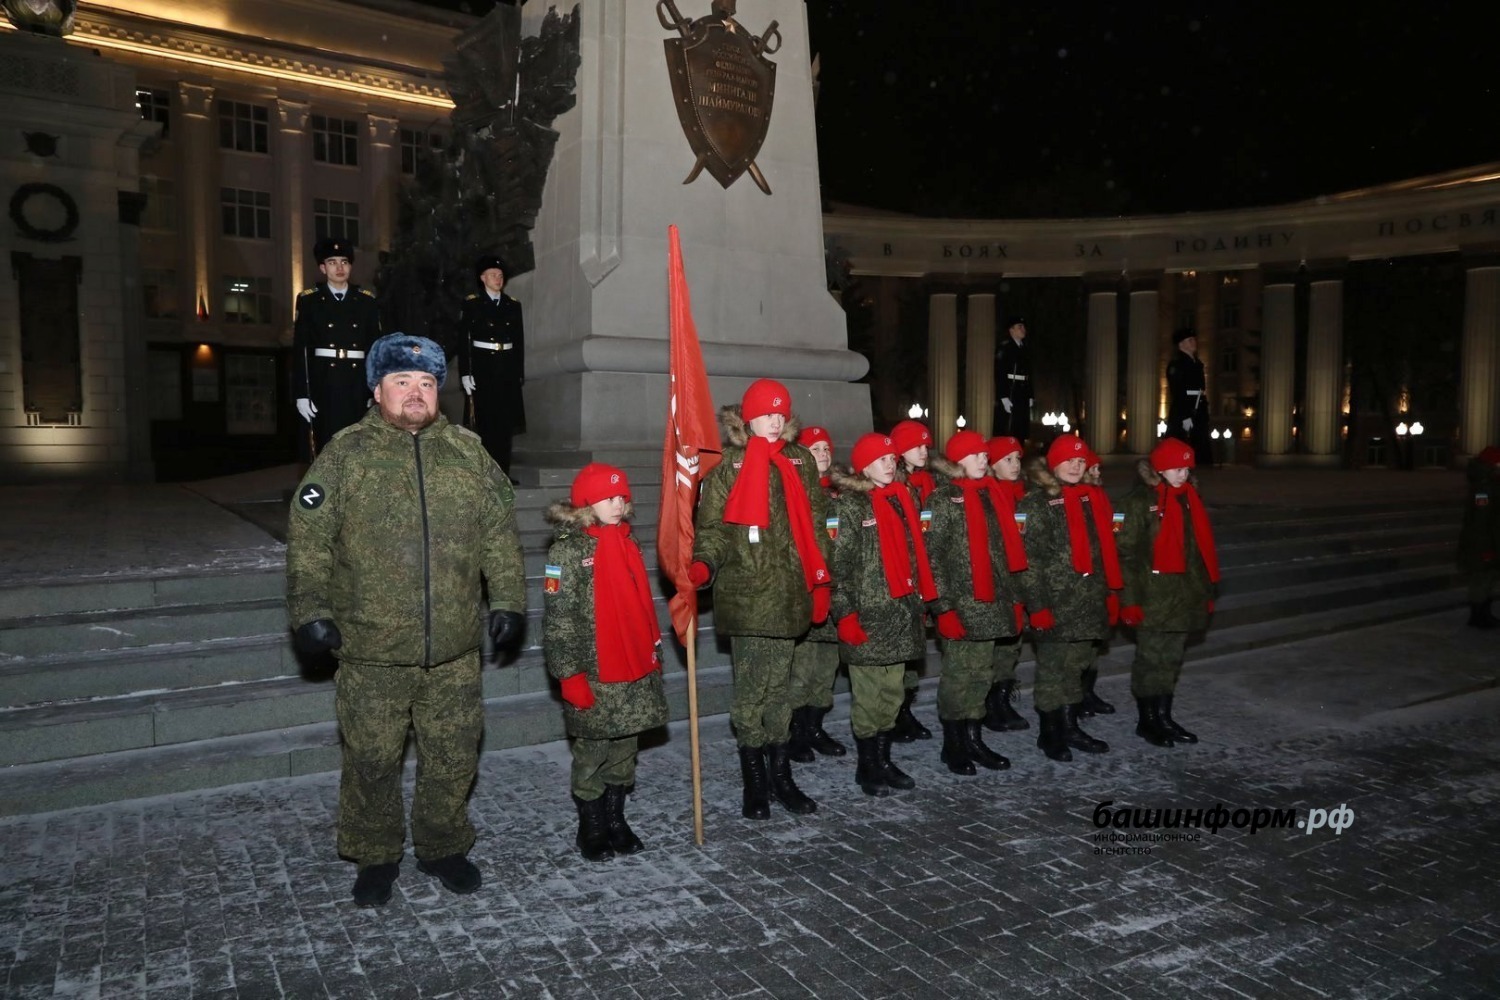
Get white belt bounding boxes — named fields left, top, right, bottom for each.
left=472, top=341, right=513, bottom=351
left=313, top=348, right=365, bottom=359
left=1007, top=373, right=1028, bottom=381
left=1185, top=390, right=1203, bottom=396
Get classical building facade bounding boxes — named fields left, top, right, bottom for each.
left=826, top=165, right=1500, bottom=467
left=1, top=0, right=468, bottom=480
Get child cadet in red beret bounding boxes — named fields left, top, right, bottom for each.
left=983, top=436, right=1033, bottom=733
left=543, top=463, right=667, bottom=860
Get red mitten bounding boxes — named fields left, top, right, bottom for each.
left=837, top=614, right=868, bottom=646
left=1121, top=605, right=1145, bottom=627
left=1013, top=602, right=1026, bottom=633
left=1106, top=592, right=1121, bottom=627
left=811, top=585, right=831, bottom=624
left=1029, top=608, right=1056, bottom=632
left=1206, top=600, right=1216, bottom=615
left=560, top=673, right=595, bottom=710
left=936, top=610, right=966, bottom=640
left=688, top=561, right=712, bottom=588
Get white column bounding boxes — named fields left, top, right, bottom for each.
left=1125, top=289, right=1159, bottom=454
left=1086, top=290, right=1118, bottom=453
left=364, top=115, right=400, bottom=254
left=176, top=83, right=216, bottom=323
left=927, top=293, right=959, bottom=451
left=1461, top=266, right=1500, bottom=456
left=1306, top=279, right=1344, bottom=459
left=1259, top=282, right=1296, bottom=458
left=275, top=99, right=310, bottom=332
left=965, top=293, right=996, bottom=438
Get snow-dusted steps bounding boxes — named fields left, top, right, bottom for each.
left=0, top=488, right=1466, bottom=816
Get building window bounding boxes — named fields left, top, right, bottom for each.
left=312, top=114, right=359, bottom=166
left=399, top=127, right=444, bottom=174
left=217, top=101, right=269, bottom=153
left=1220, top=348, right=1238, bottom=374
left=136, top=88, right=170, bottom=138
left=225, top=354, right=278, bottom=435
left=313, top=198, right=360, bottom=245
left=1222, top=303, right=1240, bottom=328
left=223, top=276, right=273, bottom=324
left=140, top=177, right=176, bottom=231
left=221, top=188, right=271, bottom=239
left=143, top=269, right=179, bottom=319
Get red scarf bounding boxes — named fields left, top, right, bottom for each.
left=722, top=436, right=831, bottom=591
left=907, top=468, right=938, bottom=505
left=819, top=474, right=832, bottom=492
left=871, top=482, right=939, bottom=601
left=954, top=478, right=1028, bottom=601
left=585, top=523, right=661, bottom=683
left=1154, top=481, right=1221, bottom=583
left=1060, top=483, right=1124, bottom=589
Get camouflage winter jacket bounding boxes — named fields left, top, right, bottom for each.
left=1013, top=464, right=1112, bottom=642
left=286, top=408, right=525, bottom=666
left=926, top=475, right=1023, bottom=641
left=1457, top=458, right=1500, bottom=573
left=802, top=468, right=847, bottom=644
left=1116, top=461, right=1215, bottom=632
left=829, top=470, right=929, bottom=666
left=694, top=407, right=830, bottom=639
left=541, top=503, right=668, bottom=741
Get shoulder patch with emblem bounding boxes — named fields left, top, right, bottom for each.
left=544, top=564, right=562, bottom=594
left=1112, top=512, right=1126, bottom=534
left=297, top=483, right=326, bottom=510
left=919, top=509, right=933, bottom=532
left=1014, top=511, right=1027, bottom=534
left=825, top=516, right=839, bottom=540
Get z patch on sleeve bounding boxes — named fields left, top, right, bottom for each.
left=297, top=483, right=326, bottom=510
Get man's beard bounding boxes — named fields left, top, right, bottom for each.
left=388, top=403, right=438, bottom=432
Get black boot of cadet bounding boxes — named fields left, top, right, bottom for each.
left=1036, top=708, right=1072, bottom=762
left=1159, top=694, right=1199, bottom=744
left=1134, top=696, right=1175, bottom=748
left=1062, top=703, right=1110, bottom=754
left=1079, top=667, right=1116, bottom=716
left=940, top=719, right=975, bottom=775
left=738, top=745, right=770, bottom=820
left=964, top=719, right=1010, bottom=771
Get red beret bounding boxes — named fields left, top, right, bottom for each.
left=570, top=462, right=631, bottom=507
left=944, top=429, right=989, bottom=464
left=1046, top=434, right=1089, bottom=469
left=852, top=433, right=896, bottom=475
left=889, top=420, right=932, bottom=455
left=1150, top=437, right=1197, bottom=473
left=798, top=426, right=832, bottom=450
left=1479, top=445, right=1500, bottom=467
left=741, top=378, right=791, bottom=421
left=987, top=436, right=1022, bottom=465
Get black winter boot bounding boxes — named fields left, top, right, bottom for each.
left=1036, top=708, right=1072, bottom=761
left=893, top=688, right=932, bottom=743
left=940, top=719, right=975, bottom=775
left=573, top=794, right=615, bottom=862
left=1469, top=602, right=1499, bottom=629
left=351, top=862, right=400, bottom=907
left=738, top=745, right=770, bottom=820
left=767, top=742, right=818, bottom=814
left=984, top=680, right=1030, bottom=732
left=603, top=784, right=644, bottom=855
left=964, top=720, right=1011, bottom=771
left=1134, top=696, right=1175, bottom=748
left=1062, top=704, right=1110, bottom=754
left=787, top=707, right=817, bottom=763
left=1079, top=667, right=1116, bottom=716
left=1159, top=694, right=1199, bottom=744
left=876, top=730, right=917, bottom=790
left=808, top=707, right=848, bottom=756
left=854, top=735, right=890, bottom=796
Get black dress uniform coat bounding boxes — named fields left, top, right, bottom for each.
left=293, top=283, right=382, bottom=452
left=458, top=292, right=526, bottom=470
left=1166, top=348, right=1212, bottom=466
left=993, top=334, right=1032, bottom=442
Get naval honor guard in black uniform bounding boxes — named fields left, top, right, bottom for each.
left=993, top=316, right=1032, bottom=445
left=1166, top=329, right=1212, bottom=466
left=458, top=255, right=526, bottom=472
left=293, top=238, right=382, bottom=453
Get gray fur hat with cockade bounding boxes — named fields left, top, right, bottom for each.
left=365, top=333, right=447, bottom=390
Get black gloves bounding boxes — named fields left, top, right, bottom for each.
left=294, top=618, right=343, bottom=655
left=487, top=609, right=525, bottom=650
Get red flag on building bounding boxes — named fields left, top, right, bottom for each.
left=659, top=225, right=722, bottom=646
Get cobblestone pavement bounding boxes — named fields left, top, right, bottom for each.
left=3, top=611, right=1498, bottom=999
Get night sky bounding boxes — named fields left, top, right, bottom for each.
left=413, top=1, right=1498, bottom=218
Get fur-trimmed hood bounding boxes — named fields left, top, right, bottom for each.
left=1135, top=460, right=1200, bottom=490
left=544, top=498, right=635, bottom=530
left=718, top=404, right=801, bottom=449
left=926, top=454, right=963, bottom=480
left=830, top=466, right=877, bottom=494
left=1024, top=455, right=1061, bottom=497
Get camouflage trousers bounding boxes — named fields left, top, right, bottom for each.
left=849, top=662, right=905, bottom=739
left=790, top=638, right=840, bottom=710
left=1032, top=640, right=1094, bottom=712
left=730, top=635, right=795, bottom=748
left=1468, top=569, right=1499, bottom=603
left=990, top=635, right=1022, bottom=684
left=571, top=735, right=639, bottom=801
left=1130, top=629, right=1188, bottom=698
left=937, top=638, right=993, bottom=721
left=334, top=651, right=483, bottom=866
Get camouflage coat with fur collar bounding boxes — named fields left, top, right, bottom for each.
left=925, top=472, right=1023, bottom=640
left=1115, top=461, right=1215, bottom=632
left=1013, top=462, right=1112, bottom=642
left=828, top=469, right=928, bottom=666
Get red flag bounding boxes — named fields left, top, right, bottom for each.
left=659, top=226, right=722, bottom=646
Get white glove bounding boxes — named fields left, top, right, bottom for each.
left=296, top=398, right=318, bottom=423
left=1001, top=398, right=1013, bottom=414
left=461, top=375, right=477, bottom=396
left=1182, top=418, right=1193, bottom=433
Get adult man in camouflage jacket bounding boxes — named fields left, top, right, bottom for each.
left=286, top=334, right=525, bottom=907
